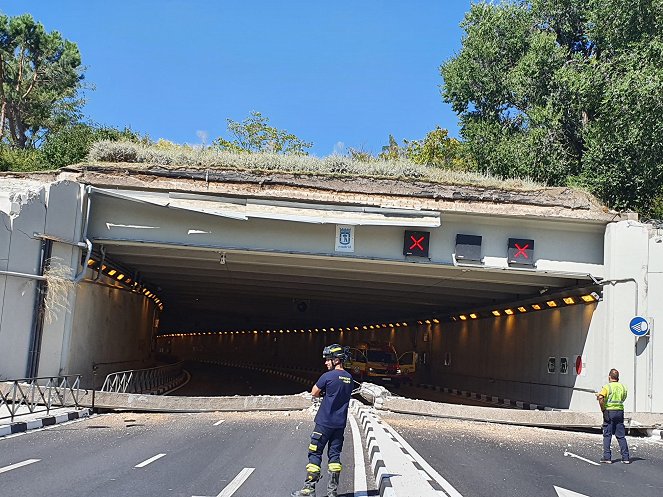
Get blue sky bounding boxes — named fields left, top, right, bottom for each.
left=2, top=1, right=471, bottom=157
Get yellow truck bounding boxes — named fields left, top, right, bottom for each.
left=345, top=341, right=417, bottom=386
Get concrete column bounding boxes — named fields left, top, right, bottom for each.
left=38, top=181, right=85, bottom=377
left=0, top=189, right=46, bottom=379
left=647, top=227, right=663, bottom=411
left=602, top=221, right=650, bottom=411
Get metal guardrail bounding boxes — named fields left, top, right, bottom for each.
left=100, top=362, right=184, bottom=393
left=0, top=375, right=83, bottom=422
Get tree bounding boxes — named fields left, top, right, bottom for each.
left=440, top=0, right=663, bottom=217
left=212, top=111, right=312, bottom=155
left=41, top=123, right=144, bottom=168
left=0, top=13, right=84, bottom=149
left=378, top=128, right=465, bottom=169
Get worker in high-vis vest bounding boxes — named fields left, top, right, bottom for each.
left=596, top=368, right=630, bottom=464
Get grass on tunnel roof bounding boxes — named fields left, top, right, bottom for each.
left=87, top=140, right=548, bottom=192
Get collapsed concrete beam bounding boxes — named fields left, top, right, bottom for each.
left=377, top=396, right=663, bottom=429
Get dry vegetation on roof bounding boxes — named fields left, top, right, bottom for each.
left=87, top=140, right=545, bottom=192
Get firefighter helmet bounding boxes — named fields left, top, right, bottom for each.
left=322, top=344, right=347, bottom=361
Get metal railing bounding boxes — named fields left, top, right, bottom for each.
left=0, top=375, right=83, bottom=422
left=100, top=362, right=184, bottom=394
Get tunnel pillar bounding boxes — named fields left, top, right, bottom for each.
left=602, top=221, right=658, bottom=412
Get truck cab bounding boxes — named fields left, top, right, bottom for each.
left=345, top=342, right=417, bottom=386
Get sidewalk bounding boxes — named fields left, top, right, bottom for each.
left=0, top=405, right=92, bottom=437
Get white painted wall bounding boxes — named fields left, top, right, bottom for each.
left=64, top=274, right=156, bottom=388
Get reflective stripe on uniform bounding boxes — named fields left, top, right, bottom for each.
left=328, top=462, right=342, bottom=472
left=605, top=382, right=627, bottom=410
left=308, top=444, right=318, bottom=451
left=306, top=463, right=321, bottom=473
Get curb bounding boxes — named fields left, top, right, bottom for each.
left=413, top=383, right=557, bottom=411
left=0, top=408, right=92, bottom=437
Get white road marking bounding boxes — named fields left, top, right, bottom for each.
left=381, top=421, right=464, bottom=497
left=135, top=453, right=166, bottom=468
left=195, top=467, right=254, bottom=497
left=213, top=419, right=225, bottom=426
left=563, top=451, right=600, bottom=466
left=554, top=485, right=592, bottom=497
left=0, top=459, right=40, bottom=474
left=349, top=412, right=368, bottom=497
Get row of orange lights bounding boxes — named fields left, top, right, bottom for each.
left=450, top=294, right=598, bottom=322
left=87, top=258, right=164, bottom=311
left=158, top=322, right=411, bottom=338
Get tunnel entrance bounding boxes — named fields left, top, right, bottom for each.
left=77, top=185, right=606, bottom=407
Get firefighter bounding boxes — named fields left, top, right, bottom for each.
left=292, top=344, right=353, bottom=497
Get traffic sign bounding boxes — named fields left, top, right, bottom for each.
left=403, top=230, right=430, bottom=257
left=508, top=238, right=535, bottom=265
left=629, top=316, right=650, bottom=336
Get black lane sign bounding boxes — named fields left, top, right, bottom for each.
left=508, top=238, right=535, bottom=265
left=404, top=231, right=430, bottom=257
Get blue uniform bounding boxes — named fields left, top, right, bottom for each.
left=307, top=368, right=353, bottom=471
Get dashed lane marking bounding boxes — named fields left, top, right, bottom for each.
left=563, top=451, right=600, bottom=466
left=135, top=453, right=166, bottom=468
left=213, top=420, right=225, bottom=426
left=193, top=467, right=255, bottom=497
left=0, top=459, right=40, bottom=474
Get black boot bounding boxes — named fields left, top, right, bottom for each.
left=327, top=471, right=340, bottom=497
left=291, top=471, right=319, bottom=497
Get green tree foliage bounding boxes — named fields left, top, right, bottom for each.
left=379, top=128, right=466, bottom=170
left=212, top=111, right=312, bottom=155
left=41, top=123, right=145, bottom=168
left=441, top=0, right=663, bottom=218
left=0, top=13, right=84, bottom=149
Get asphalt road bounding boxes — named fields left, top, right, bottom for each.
left=0, top=410, right=372, bottom=497
left=172, top=361, right=314, bottom=396
left=380, top=411, right=663, bottom=497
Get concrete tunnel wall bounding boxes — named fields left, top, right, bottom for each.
left=164, top=304, right=601, bottom=410
left=64, top=272, right=157, bottom=388
left=0, top=180, right=157, bottom=386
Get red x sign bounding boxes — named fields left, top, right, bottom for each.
left=514, top=243, right=529, bottom=258
left=403, top=231, right=430, bottom=257
left=409, top=235, right=425, bottom=251
left=508, top=238, right=534, bottom=265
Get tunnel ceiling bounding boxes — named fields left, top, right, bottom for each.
left=98, top=242, right=590, bottom=333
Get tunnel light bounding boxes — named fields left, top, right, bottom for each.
left=432, top=318, right=440, bottom=324
left=531, top=304, right=542, bottom=310
left=425, top=319, right=431, bottom=324
left=117, top=274, right=125, bottom=280
left=492, top=310, right=501, bottom=317
left=395, top=323, right=401, bottom=327
left=581, top=294, right=596, bottom=303
left=108, top=269, right=117, bottom=276
left=469, top=314, right=478, bottom=319
left=504, top=309, right=514, bottom=315
left=87, top=259, right=96, bottom=267
left=362, top=325, right=368, bottom=330
left=279, top=330, right=284, bottom=333
left=101, top=265, right=107, bottom=271
left=459, top=315, right=467, bottom=321
left=517, top=307, right=527, bottom=313
left=369, top=325, right=375, bottom=329
left=417, top=320, right=423, bottom=325
left=124, top=278, right=132, bottom=284
left=451, top=316, right=457, bottom=321
left=563, top=297, right=576, bottom=305
left=322, top=328, right=327, bottom=332
left=546, top=300, right=558, bottom=308
left=402, top=322, right=408, bottom=326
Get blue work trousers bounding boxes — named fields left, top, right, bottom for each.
left=602, top=410, right=630, bottom=461
left=308, top=424, right=345, bottom=468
